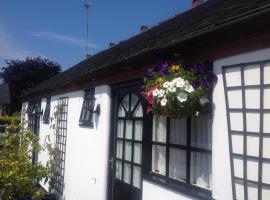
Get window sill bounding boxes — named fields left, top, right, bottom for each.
left=142, top=173, right=212, bottom=200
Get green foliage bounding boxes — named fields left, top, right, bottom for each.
left=0, top=57, right=61, bottom=113
left=0, top=122, right=50, bottom=200
left=0, top=115, right=20, bottom=125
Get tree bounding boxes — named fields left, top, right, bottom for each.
left=0, top=122, right=51, bottom=200
left=0, top=57, right=61, bottom=113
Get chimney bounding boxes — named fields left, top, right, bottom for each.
left=191, top=0, right=204, bottom=8
left=108, top=42, right=116, bottom=48
left=140, top=25, right=149, bottom=33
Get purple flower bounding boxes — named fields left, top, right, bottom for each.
left=193, top=63, right=205, bottom=73
left=161, top=62, right=168, bottom=71
left=147, top=67, right=154, bottom=74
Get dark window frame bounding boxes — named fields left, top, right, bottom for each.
left=26, top=102, right=35, bottom=114
left=79, top=90, right=95, bottom=127
left=143, top=114, right=212, bottom=200
left=27, top=100, right=41, bottom=164
left=43, top=97, right=51, bottom=123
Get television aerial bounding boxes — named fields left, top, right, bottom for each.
left=84, top=0, right=90, bottom=58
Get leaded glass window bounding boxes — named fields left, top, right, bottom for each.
left=43, top=97, right=51, bottom=123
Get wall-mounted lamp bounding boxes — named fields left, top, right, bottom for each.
left=79, top=90, right=100, bottom=127
left=93, top=104, right=100, bottom=116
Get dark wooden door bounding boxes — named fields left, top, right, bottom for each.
left=109, top=82, right=146, bottom=200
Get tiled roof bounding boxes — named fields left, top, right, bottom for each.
left=0, top=84, right=10, bottom=104
left=23, top=0, right=270, bottom=98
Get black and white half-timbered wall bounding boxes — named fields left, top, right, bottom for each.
left=22, top=0, right=270, bottom=199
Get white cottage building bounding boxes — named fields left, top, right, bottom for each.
left=22, top=0, right=270, bottom=199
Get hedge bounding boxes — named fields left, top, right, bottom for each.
left=0, top=115, right=20, bottom=125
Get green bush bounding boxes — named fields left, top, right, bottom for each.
left=0, top=115, right=20, bottom=125
left=0, top=122, right=50, bottom=200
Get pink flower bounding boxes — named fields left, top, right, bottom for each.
left=147, top=87, right=157, bottom=97
left=148, top=96, right=155, bottom=105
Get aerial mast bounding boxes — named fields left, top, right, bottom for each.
left=84, top=0, right=90, bottom=58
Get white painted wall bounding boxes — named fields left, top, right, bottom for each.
left=38, top=98, right=51, bottom=191
left=32, top=85, right=111, bottom=200
left=212, top=47, right=270, bottom=200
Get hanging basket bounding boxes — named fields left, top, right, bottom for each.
left=141, top=60, right=217, bottom=118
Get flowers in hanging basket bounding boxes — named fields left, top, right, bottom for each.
left=141, top=61, right=217, bottom=118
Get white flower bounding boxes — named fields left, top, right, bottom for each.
left=195, top=111, right=200, bottom=117
left=168, top=86, right=176, bottom=93
left=173, top=77, right=185, bottom=88
left=163, top=81, right=170, bottom=88
left=157, top=89, right=165, bottom=98
left=160, top=98, right=167, bottom=106
left=152, top=89, right=158, bottom=97
left=177, top=92, right=188, bottom=102
left=184, top=84, right=194, bottom=93
left=200, top=96, right=209, bottom=106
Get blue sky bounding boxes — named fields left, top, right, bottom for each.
left=0, top=0, right=191, bottom=70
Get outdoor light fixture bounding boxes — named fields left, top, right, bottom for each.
left=93, top=103, right=100, bottom=116
left=79, top=90, right=100, bottom=127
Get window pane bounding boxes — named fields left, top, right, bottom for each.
left=191, top=114, right=212, bottom=149
left=115, top=161, right=122, bottom=180
left=133, top=143, right=142, bottom=164
left=170, top=118, right=187, bottom=145
left=133, top=166, right=141, bottom=189
left=117, top=120, right=124, bottom=138
left=123, top=95, right=130, bottom=111
left=152, top=145, right=166, bottom=175
left=152, top=115, right=166, bottom=143
left=134, top=103, right=143, bottom=117
left=124, top=142, right=132, bottom=161
left=116, top=140, right=123, bottom=159
left=130, top=93, right=139, bottom=112
left=124, top=163, right=131, bottom=184
left=125, top=120, right=133, bottom=139
left=169, top=148, right=186, bottom=181
left=134, top=120, right=143, bottom=141
left=118, top=105, right=125, bottom=117
left=190, top=152, right=211, bottom=189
